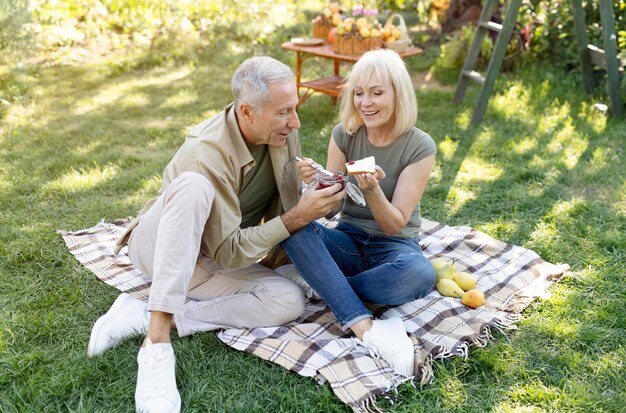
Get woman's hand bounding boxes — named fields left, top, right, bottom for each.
left=297, top=157, right=319, bottom=185
left=353, top=165, right=386, bottom=193
left=366, top=156, right=435, bottom=236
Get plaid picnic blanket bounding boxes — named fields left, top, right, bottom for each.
left=58, top=218, right=569, bottom=413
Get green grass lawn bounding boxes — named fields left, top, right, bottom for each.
left=1, top=37, right=624, bottom=412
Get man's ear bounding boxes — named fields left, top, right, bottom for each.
left=239, top=103, right=254, bottom=123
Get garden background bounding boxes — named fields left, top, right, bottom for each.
left=0, top=0, right=624, bottom=411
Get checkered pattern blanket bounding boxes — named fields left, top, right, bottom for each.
left=58, top=219, right=569, bottom=413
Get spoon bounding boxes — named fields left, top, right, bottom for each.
left=294, top=156, right=334, bottom=176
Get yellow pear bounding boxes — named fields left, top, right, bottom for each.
left=432, top=259, right=456, bottom=282
left=369, top=28, right=382, bottom=38
left=329, top=2, right=341, bottom=13
left=461, top=289, right=485, bottom=309
left=359, top=26, right=370, bottom=38
left=332, top=12, right=342, bottom=26
left=344, top=17, right=355, bottom=25
left=436, top=279, right=465, bottom=298
left=452, top=271, right=477, bottom=291
left=431, top=259, right=448, bottom=273
left=356, top=17, right=368, bottom=29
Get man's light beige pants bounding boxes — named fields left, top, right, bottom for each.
left=127, top=172, right=305, bottom=337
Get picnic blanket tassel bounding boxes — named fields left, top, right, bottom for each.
left=354, top=396, right=372, bottom=413
left=360, top=395, right=385, bottom=413
left=481, top=325, right=495, bottom=342
left=495, top=313, right=522, bottom=329
left=417, top=354, right=435, bottom=386
left=453, top=342, right=470, bottom=359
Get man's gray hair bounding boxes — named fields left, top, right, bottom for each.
left=232, top=56, right=294, bottom=114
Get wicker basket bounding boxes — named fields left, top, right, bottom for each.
left=334, top=35, right=383, bottom=56
left=383, top=14, right=412, bottom=52
left=313, top=20, right=333, bottom=40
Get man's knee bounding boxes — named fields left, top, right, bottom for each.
left=264, top=278, right=306, bottom=325
left=169, top=171, right=216, bottom=208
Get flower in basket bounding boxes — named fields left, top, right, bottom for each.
left=351, top=4, right=379, bottom=18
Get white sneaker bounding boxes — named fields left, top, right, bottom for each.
left=135, top=339, right=181, bottom=413
left=362, top=318, right=414, bottom=376
left=88, top=293, right=148, bottom=357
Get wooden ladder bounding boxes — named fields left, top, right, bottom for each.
left=453, top=0, right=523, bottom=123
left=572, top=0, right=623, bottom=117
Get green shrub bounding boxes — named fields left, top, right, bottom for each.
left=431, top=24, right=492, bottom=84
left=0, top=0, right=31, bottom=119
left=0, top=0, right=30, bottom=65
left=517, top=0, right=625, bottom=68
left=26, top=0, right=319, bottom=67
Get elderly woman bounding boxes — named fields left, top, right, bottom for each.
left=282, top=49, right=437, bottom=377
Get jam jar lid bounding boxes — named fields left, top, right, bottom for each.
left=346, top=182, right=366, bottom=206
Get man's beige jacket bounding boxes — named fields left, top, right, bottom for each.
left=115, top=104, right=302, bottom=269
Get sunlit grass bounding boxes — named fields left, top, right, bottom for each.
left=72, top=65, right=195, bottom=116
left=116, top=176, right=163, bottom=211
left=445, top=157, right=504, bottom=214
left=160, top=89, right=198, bottom=109
left=453, top=109, right=472, bottom=129
left=42, top=165, right=118, bottom=194
left=475, top=220, right=519, bottom=240
left=437, top=136, right=458, bottom=160
left=493, top=83, right=532, bottom=121
left=457, top=158, right=503, bottom=183
left=511, top=136, right=538, bottom=154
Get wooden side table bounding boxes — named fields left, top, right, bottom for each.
left=281, top=42, right=423, bottom=106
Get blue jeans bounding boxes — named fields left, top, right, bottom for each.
left=281, top=222, right=436, bottom=329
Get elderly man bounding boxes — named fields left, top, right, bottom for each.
left=87, top=56, right=345, bottom=413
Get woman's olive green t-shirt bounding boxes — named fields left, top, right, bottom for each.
left=332, top=124, right=436, bottom=238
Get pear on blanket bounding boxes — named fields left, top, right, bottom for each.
left=452, top=271, right=477, bottom=291
left=461, top=289, right=485, bottom=309
left=431, top=259, right=456, bottom=282
left=436, top=278, right=465, bottom=298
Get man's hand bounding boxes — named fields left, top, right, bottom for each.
left=281, top=183, right=345, bottom=233
left=296, top=157, right=321, bottom=185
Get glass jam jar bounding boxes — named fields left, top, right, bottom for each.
left=316, top=171, right=347, bottom=190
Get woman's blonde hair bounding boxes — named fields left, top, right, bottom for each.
left=339, top=49, right=417, bottom=138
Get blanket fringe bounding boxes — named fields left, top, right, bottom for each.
left=357, top=395, right=385, bottom=413
left=351, top=362, right=435, bottom=412
left=353, top=375, right=411, bottom=413
left=431, top=314, right=526, bottom=370
left=417, top=353, right=435, bottom=386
